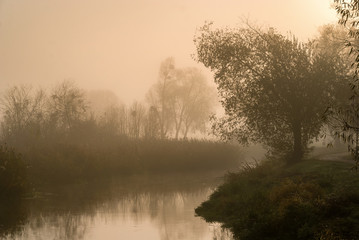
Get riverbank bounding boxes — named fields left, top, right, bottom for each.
left=195, top=158, right=359, bottom=240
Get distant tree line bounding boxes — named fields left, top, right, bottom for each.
left=0, top=60, right=216, bottom=146
left=0, top=62, right=241, bottom=184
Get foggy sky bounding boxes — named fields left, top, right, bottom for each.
left=0, top=0, right=337, bottom=104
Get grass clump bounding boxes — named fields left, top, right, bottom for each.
left=195, top=159, right=359, bottom=240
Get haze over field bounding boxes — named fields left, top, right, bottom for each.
left=0, top=0, right=336, bottom=103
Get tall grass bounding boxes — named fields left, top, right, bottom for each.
left=10, top=134, right=241, bottom=184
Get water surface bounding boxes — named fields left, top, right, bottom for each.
left=1, top=172, right=233, bottom=240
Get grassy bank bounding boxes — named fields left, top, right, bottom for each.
left=195, top=159, right=359, bottom=240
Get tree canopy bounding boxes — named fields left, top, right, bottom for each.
left=194, top=23, right=346, bottom=162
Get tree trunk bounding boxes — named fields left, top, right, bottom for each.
left=175, top=127, right=179, bottom=140
left=291, top=120, right=303, bottom=164
left=183, top=125, right=189, bottom=139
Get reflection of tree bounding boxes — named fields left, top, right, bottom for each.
left=210, top=223, right=233, bottom=240
left=5, top=173, right=228, bottom=240
left=24, top=213, right=88, bottom=240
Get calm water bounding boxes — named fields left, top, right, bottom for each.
left=0, top=172, right=233, bottom=240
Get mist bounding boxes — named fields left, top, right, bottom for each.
left=1, top=0, right=355, bottom=239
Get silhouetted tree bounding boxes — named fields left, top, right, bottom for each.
left=0, top=85, right=46, bottom=140
left=144, top=106, right=161, bottom=139
left=194, top=23, right=345, bottom=162
left=48, top=80, right=87, bottom=131
left=128, top=101, right=145, bottom=139
left=117, top=104, right=128, bottom=136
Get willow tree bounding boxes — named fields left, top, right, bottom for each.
left=194, top=23, right=344, bottom=162
left=335, top=0, right=359, bottom=66
left=327, top=1, right=359, bottom=164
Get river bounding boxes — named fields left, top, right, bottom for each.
left=0, top=172, right=233, bottom=240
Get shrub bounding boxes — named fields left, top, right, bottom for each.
left=0, top=144, right=26, bottom=197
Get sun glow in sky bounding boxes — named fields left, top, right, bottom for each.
left=0, top=0, right=337, bottom=103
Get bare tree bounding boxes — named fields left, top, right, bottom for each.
left=146, top=57, right=176, bottom=139
left=128, top=101, right=146, bottom=139
left=143, top=106, right=160, bottom=139
left=47, top=80, right=87, bottom=131
left=0, top=85, right=46, bottom=138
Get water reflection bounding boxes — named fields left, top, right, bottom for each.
left=1, top=173, right=233, bottom=240
left=0, top=198, right=28, bottom=239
